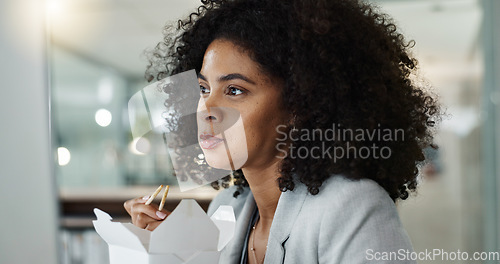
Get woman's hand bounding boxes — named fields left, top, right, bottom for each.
left=124, top=196, right=171, bottom=231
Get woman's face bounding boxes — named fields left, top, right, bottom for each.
left=197, top=39, right=288, bottom=171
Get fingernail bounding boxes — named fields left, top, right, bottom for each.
left=142, top=195, right=150, bottom=200
left=156, top=211, right=167, bottom=219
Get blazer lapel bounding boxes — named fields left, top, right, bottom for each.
left=264, top=183, right=308, bottom=264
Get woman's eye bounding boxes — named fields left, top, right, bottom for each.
left=227, top=86, right=244, bottom=96
left=200, top=85, right=210, bottom=95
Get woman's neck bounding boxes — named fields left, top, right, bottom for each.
left=242, top=160, right=282, bottom=231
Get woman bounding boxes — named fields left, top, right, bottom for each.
left=124, top=0, right=441, bottom=263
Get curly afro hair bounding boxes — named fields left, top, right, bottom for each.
left=145, top=0, right=441, bottom=201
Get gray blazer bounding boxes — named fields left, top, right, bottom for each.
left=207, top=174, right=416, bottom=264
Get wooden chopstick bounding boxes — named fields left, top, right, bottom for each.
left=144, top=184, right=170, bottom=212
left=145, top=185, right=164, bottom=205
left=158, top=185, right=170, bottom=211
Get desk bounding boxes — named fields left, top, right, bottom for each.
left=59, top=186, right=220, bottom=228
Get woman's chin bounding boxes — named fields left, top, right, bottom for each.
left=203, top=152, right=246, bottom=171
left=204, top=157, right=231, bottom=170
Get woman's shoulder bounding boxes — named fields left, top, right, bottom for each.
left=298, top=174, right=406, bottom=238
left=318, top=174, right=394, bottom=204
left=307, top=174, right=395, bottom=210
left=295, top=175, right=414, bottom=262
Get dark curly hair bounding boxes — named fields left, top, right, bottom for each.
left=146, top=0, right=441, bottom=201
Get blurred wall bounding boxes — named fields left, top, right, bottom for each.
left=0, top=0, right=59, bottom=263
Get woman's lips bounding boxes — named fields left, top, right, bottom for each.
left=199, top=133, right=224, bottom=149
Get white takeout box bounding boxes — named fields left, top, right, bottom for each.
left=93, top=199, right=235, bottom=264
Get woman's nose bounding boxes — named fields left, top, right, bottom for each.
left=205, top=113, right=218, bottom=122
left=197, top=98, right=241, bottom=135
left=198, top=97, right=223, bottom=123
left=203, top=107, right=223, bottom=123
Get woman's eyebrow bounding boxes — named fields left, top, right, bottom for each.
left=197, top=72, right=256, bottom=85
left=218, top=73, right=256, bottom=85
left=197, top=72, right=207, bottom=81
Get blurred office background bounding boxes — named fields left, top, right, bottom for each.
left=1, top=0, right=499, bottom=263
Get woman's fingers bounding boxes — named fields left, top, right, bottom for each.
left=124, top=196, right=149, bottom=216
left=123, top=196, right=171, bottom=230
left=134, top=211, right=163, bottom=229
